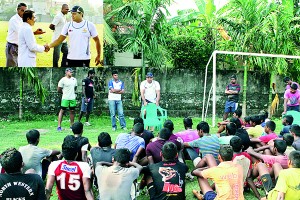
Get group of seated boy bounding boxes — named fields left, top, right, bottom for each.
left=0, top=110, right=300, bottom=200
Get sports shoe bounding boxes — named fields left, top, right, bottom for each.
left=84, top=122, right=91, bottom=126
left=112, top=127, right=116, bottom=131
left=192, top=190, right=204, bottom=200
left=57, top=127, right=62, bottom=131
left=122, top=127, right=127, bottom=131
left=185, top=172, right=194, bottom=181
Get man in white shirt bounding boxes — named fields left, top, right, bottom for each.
left=57, top=68, right=78, bottom=131
left=6, top=3, right=26, bottom=67
left=18, top=10, right=49, bottom=67
left=140, top=72, right=161, bottom=106
left=49, top=4, right=69, bottom=67
left=108, top=70, right=127, bottom=131
left=49, top=5, right=102, bottom=67
left=6, top=3, right=45, bottom=67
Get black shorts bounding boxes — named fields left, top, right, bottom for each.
left=67, top=59, right=90, bottom=67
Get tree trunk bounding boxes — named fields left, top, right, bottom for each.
left=19, top=74, right=24, bottom=119
left=242, top=63, right=247, bottom=118
left=268, top=71, right=275, bottom=117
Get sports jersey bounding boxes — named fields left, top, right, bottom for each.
left=140, top=80, right=160, bottom=103
left=145, top=160, right=188, bottom=200
left=58, top=76, right=78, bottom=100
left=82, top=77, right=94, bottom=98
left=226, top=83, right=240, bottom=102
left=61, top=20, right=98, bottom=60
left=48, top=160, right=91, bottom=200
left=0, top=173, right=46, bottom=199
left=108, top=79, right=124, bottom=100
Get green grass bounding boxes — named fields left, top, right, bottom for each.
left=0, top=21, right=104, bottom=67
left=0, top=115, right=282, bottom=199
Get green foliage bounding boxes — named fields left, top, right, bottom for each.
left=217, top=0, right=300, bottom=74
left=167, top=34, right=212, bottom=69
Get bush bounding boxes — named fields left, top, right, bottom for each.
left=167, top=34, right=213, bottom=70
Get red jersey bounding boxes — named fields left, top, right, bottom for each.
left=48, top=160, right=91, bottom=200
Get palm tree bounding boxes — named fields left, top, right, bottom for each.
left=217, top=0, right=300, bottom=116
left=8, top=68, right=47, bottom=119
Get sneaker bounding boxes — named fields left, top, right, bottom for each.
left=84, top=122, right=91, bottom=126
left=112, top=127, right=116, bottom=131
left=122, top=127, right=127, bottom=131
left=192, top=190, right=204, bottom=200
left=57, top=127, right=62, bottom=131
left=185, top=172, right=194, bottom=181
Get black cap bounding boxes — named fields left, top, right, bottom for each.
left=70, top=5, right=84, bottom=13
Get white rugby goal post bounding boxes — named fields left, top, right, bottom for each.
left=202, top=50, right=300, bottom=127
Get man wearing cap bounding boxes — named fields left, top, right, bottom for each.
left=18, top=10, right=49, bottom=67
left=108, top=70, right=127, bottom=131
left=48, top=5, right=101, bottom=67
left=223, top=75, right=240, bottom=120
left=57, top=68, right=78, bottom=131
left=140, top=72, right=161, bottom=106
left=6, top=3, right=45, bottom=67
left=49, top=4, right=69, bottom=67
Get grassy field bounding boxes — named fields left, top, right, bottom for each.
left=0, top=21, right=104, bottom=67
left=0, top=115, right=279, bottom=199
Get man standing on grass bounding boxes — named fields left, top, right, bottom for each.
left=57, top=68, right=77, bottom=131
left=223, top=75, right=240, bottom=120
left=6, top=3, right=45, bottom=67
left=48, top=5, right=102, bottom=67
left=78, top=69, right=95, bottom=126
left=49, top=4, right=69, bottom=67
left=18, top=10, right=49, bottom=67
left=108, top=70, right=127, bottom=131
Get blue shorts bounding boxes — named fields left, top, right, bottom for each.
left=204, top=191, right=217, bottom=200
left=224, top=100, right=238, bottom=113
left=287, top=105, right=300, bottom=112
left=80, top=97, right=94, bottom=112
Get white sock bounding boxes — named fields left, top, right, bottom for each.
left=193, top=157, right=202, bottom=167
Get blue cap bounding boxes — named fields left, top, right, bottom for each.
left=65, top=68, right=73, bottom=72
left=146, top=72, right=153, bottom=77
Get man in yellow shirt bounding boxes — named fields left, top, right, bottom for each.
left=268, top=150, right=300, bottom=200
left=191, top=145, right=244, bottom=200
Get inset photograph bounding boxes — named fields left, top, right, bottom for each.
left=1, top=1, right=103, bottom=67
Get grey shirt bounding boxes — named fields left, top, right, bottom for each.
left=95, top=165, right=139, bottom=200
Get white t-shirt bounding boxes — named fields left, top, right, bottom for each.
left=51, top=11, right=67, bottom=43
left=58, top=76, right=78, bottom=100
left=140, top=80, right=160, bottom=103
left=19, top=144, right=52, bottom=177
left=6, top=13, right=23, bottom=44
left=61, top=20, right=98, bottom=60
left=108, top=79, right=124, bottom=101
